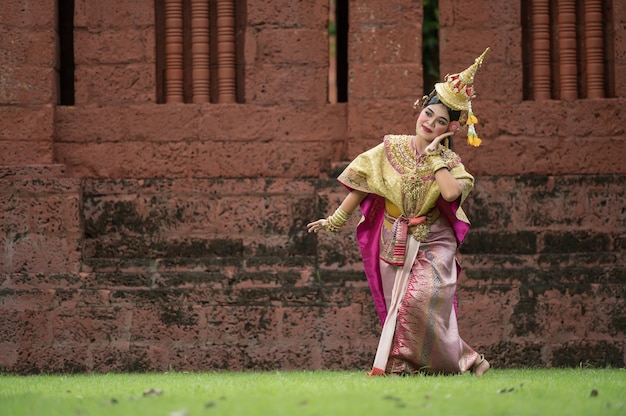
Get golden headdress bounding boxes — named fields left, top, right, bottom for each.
left=417, top=47, right=490, bottom=147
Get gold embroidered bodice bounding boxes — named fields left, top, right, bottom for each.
left=337, top=134, right=474, bottom=241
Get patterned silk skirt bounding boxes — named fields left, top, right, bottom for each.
left=379, top=216, right=480, bottom=375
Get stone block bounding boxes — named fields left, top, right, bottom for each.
left=187, top=139, right=337, bottom=177
left=466, top=176, right=626, bottom=232
left=0, top=66, right=56, bottom=104
left=55, top=103, right=201, bottom=143
left=74, top=63, right=156, bottom=105
left=125, top=343, right=169, bottom=372
left=2, top=289, right=46, bottom=316
left=247, top=0, right=327, bottom=28
left=456, top=282, right=519, bottom=346
left=542, top=231, right=611, bottom=253
left=89, top=344, right=131, bottom=372
left=246, top=64, right=327, bottom=105
left=127, top=302, right=206, bottom=345
left=349, top=23, right=421, bottom=64
left=488, top=341, right=544, bottom=368
left=1, top=234, right=82, bottom=275
left=564, top=99, right=626, bottom=137
left=74, top=0, right=155, bottom=29
left=462, top=136, right=626, bottom=176
left=0, top=176, right=82, bottom=275
left=52, top=306, right=132, bottom=345
left=74, top=27, right=155, bottom=65
left=195, top=103, right=347, bottom=141
left=473, top=100, right=565, bottom=139
left=0, top=308, right=54, bottom=345
left=55, top=103, right=346, bottom=144
left=205, top=305, right=279, bottom=344
left=0, top=0, right=56, bottom=27
left=321, top=345, right=373, bottom=370
left=463, top=231, right=537, bottom=255
left=443, top=0, right=520, bottom=28
left=0, top=164, right=65, bottom=179
left=350, top=0, right=420, bottom=25
left=12, top=344, right=92, bottom=374
left=80, top=178, right=320, bottom=261
left=551, top=340, right=624, bottom=368
left=0, top=342, right=19, bottom=370
left=55, top=141, right=189, bottom=177
left=349, top=63, right=422, bottom=100
left=4, top=272, right=83, bottom=290
left=168, top=343, right=245, bottom=371
left=242, top=343, right=316, bottom=370
left=255, top=28, right=327, bottom=65
left=0, top=27, right=56, bottom=66
left=0, top=141, right=53, bottom=165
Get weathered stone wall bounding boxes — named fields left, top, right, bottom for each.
left=0, top=0, right=624, bottom=373
left=3, top=171, right=623, bottom=372
left=461, top=175, right=625, bottom=367
left=0, top=0, right=56, bottom=165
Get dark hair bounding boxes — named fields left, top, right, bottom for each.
left=426, top=94, right=461, bottom=122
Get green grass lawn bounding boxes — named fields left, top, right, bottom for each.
left=0, top=368, right=624, bottom=415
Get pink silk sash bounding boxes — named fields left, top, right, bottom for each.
left=379, top=214, right=427, bottom=267
left=355, top=194, right=388, bottom=325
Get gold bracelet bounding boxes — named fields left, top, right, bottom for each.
left=325, top=218, right=340, bottom=233
left=325, top=207, right=352, bottom=233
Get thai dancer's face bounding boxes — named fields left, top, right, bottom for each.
left=416, top=104, right=450, bottom=140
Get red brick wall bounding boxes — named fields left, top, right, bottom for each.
left=0, top=0, right=624, bottom=373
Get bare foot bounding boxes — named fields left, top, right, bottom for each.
left=473, top=356, right=491, bottom=377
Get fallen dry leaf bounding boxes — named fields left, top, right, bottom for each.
left=143, top=388, right=163, bottom=397
left=497, top=387, right=516, bottom=394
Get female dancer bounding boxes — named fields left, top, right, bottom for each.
left=307, top=49, right=491, bottom=376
